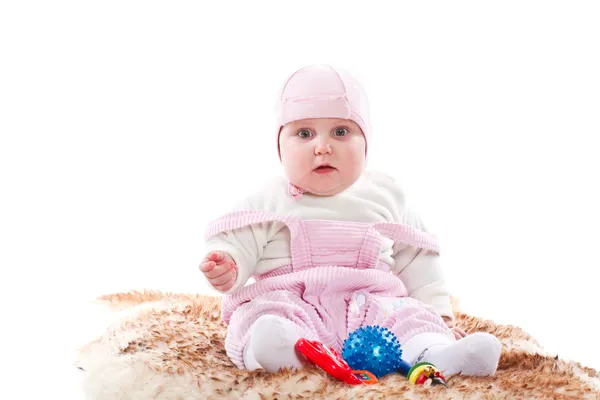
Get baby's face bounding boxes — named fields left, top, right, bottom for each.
left=279, top=118, right=366, bottom=196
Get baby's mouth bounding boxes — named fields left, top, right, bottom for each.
left=314, top=164, right=336, bottom=173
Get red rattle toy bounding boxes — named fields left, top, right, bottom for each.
left=295, top=338, right=378, bottom=385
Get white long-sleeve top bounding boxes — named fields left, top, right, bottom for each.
left=204, top=170, right=454, bottom=320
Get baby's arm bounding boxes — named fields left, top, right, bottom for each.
left=202, top=198, right=273, bottom=294
left=200, top=186, right=273, bottom=294
left=201, top=177, right=294, bottom=294
left=393, top=208, right=455, bottom=322
left=367, top=170, right=455, bottom=322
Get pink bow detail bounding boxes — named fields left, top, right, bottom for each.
left=288, top=182, right=306, bottom=200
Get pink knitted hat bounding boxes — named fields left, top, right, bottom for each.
left=275, top=64, right=371, bottom=159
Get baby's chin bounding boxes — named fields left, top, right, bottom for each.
left=287, top=167, right=363, bottom=196
left=300, top=179, right=352, bottom=197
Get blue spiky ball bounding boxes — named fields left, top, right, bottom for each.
left=341, top=325, right=404, bottom=378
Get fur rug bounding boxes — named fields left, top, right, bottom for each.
left=75, top=290, right=600, bottom=399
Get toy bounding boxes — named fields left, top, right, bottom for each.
left=342, top=325, right=410, bottom=378
left=407, top=362, right=447, bottom=386
left=342, top=325, right=447, bottom=386
left=295, top=338, right=378, bottom=385
left=296, top=325, right=447, bottom=387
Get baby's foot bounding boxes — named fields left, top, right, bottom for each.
left=419, top=332, right=502, bottom=377
left=243, top=315, right=305, bottom=372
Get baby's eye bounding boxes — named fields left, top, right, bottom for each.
left=333, top=127, right=349, bottom=137
left=297, top=129, right=312, bottom=138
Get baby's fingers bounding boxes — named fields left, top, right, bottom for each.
left=212, top=270, right=237, bottom=292
left=451, top=326, right=467, bottom=340
left=199, top=260, right=215, bottom=273
left=210, top=268, right=237, bottom=286
left=204, top=261, right=235, bottom=279
left=455, top=326, right=467, bottom=338
left=208, top=251, right=228, bottom=264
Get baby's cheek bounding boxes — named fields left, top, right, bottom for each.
left=341, top=151, right=364, bottom=170
left=284, top=149, right=310, bottom=170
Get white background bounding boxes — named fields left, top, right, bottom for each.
left=1, top=1, right=599, bottom=398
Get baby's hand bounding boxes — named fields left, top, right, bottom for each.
left=199, top=251, right=238, bottom=292
left=449, top=325, right=467, bottom=340
left=443, top=316, right=467, bottom=340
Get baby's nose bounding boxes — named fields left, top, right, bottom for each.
left=315, top=143, right=332, bottom=155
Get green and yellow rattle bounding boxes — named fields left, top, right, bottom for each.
left=407, top=362, right=447, bottom=386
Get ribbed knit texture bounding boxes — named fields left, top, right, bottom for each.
left=205, top=210, right=451, bottom=370
left=223, top=267, right=409, bottom=369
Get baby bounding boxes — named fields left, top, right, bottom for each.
left=200, top=64, right=502, bottom=378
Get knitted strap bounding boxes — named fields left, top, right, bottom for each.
left=374, top=222, right=440, bottom=254
left=356, top=225, right=388, bottom=270
left=204, top=210, right=312, bottom=270
left=204, top=211, right=440, bottom=272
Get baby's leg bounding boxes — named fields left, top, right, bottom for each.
left=406, top=331, right=502, bottom=378
left=243, top=314, right=307, bottom=372
left=365, top=296, right=501, bottom=377
left=226, top=290, right=321, bottom=372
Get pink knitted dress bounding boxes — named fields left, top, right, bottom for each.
left=205, top=210, right=455, bottom=369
